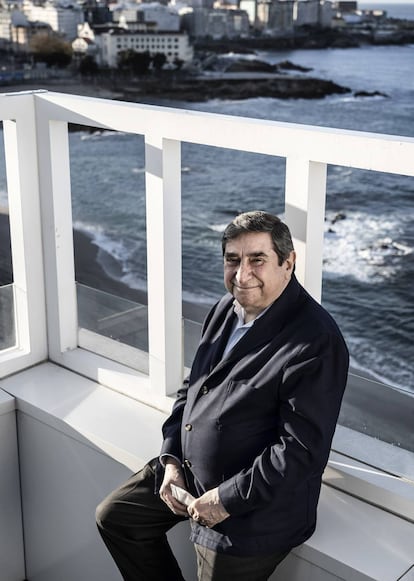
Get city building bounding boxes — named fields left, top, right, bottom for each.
left=256, top=0, right=294, bottom=33
left=181, top=6, right=249, bottom=38
left=293, top=0, right=334, bottom=28
left=0, top=6, right=51, bottom=50
left=94, top=28, right=193, bottom=66
left=22, top=0, right=84, bottom=40
left=111, top=2, right=180, bottom=32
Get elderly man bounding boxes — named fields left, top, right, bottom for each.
left=96, top=211, right=349, bottom=581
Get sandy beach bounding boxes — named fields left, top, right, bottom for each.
left=0, top=210, right=209, bottom=323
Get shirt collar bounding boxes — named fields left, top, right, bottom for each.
left=232, top=300, right=272, bottom=328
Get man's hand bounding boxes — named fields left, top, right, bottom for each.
left=159, top=458, right=189, bottom=517
left=187, top=487, right=230, bottom=528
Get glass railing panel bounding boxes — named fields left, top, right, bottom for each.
left=0, top=284, right=15, bottom=351
left=180, top=141, right=286, bottom=367
left=0, top=124, right=15, bottom=352
left=77, top=283, right=204, bottom=371
left=68, top=127, right=148, bottom=366
left=323, top=166, right=414, bottom=457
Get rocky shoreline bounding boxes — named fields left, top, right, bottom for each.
left=118, top=73, right=351, bottom=103
left=0, top=72, right=352, bottom=104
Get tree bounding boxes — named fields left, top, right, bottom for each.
left=117, top=49, right=151, bottom=75
left=152, top=52, right=167, bottom=71
left=79, top=55, right=99, bottom=76
left=30, top=32, right=72, bottom=68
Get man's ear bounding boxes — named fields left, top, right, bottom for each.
left=285, top=251, right=296, bottom=272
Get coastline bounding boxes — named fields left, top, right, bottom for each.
left=0, top=210, right=210, bottom=323
left=0, top=73, right=350, bottom=104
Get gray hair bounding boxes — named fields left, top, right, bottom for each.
left=222, top=211, right=294, bottom=266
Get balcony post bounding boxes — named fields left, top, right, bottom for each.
left=0, top=93, right=47, bottom=375
left=34, top=117, right=78, bottom=358
left=284, top=157, right=327, bottom=302
left=145, top=136, right=182, bottom=397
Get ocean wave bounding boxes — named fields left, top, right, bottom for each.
left=130, top=166, right=190, bottom=175
left=323, top=210, right=413, bottom=282
left=347, top=334, right=413, bottom=393
left=209, top=223, right=228, bottom=233
left=79, top=130, right=125, bottom=141
left=74, top=220, right=134, bottom=278
left=183, top=288, right=217, bottom=307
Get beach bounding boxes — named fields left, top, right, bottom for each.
left=0, top=209, right=209, bottom=323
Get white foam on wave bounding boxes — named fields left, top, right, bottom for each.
left=79, top=130, right=125, bottom=141
left=131, top=166, right=190, bottom=174
left=74, top=219, right=131, bottom=267
left=209, top=223, right=228, bottom=233
left=210, top=211, right=412, bottom=283
left=323, top=210, right=412, bottom=283
left=347, top=334, right=413, bottom=393
left=75, top=220, right=149, bottom=291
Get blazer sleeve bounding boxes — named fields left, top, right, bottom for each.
left=218, top=331, right=349, bottom=516
left=160, top=377, right=189, bottom=460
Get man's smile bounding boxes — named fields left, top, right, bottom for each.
left=232, top=283, right=261, bottom=290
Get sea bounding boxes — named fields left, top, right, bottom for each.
left=1, top=4, right=413, bottom=393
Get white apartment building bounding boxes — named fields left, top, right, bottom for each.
left=319, top=0, right=334, bottom=27
left=182, top=7, right=250, bottom=38
left=292, top=0, right=334, bottom=27
left=0, top=7, right=51, bottom=48
left=0, top=8, right=26, bottom=44
left=256, top=0, right=294, bottom=32
left=293, top=0, right=318, bottom=25
left=111, top=2, right=180, bottom=32
left=22, top=0, right=84, bottom=40
left=95, top=29, right=193, bottom=66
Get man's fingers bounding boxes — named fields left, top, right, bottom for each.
left=160, top=490, right=188, bottom=516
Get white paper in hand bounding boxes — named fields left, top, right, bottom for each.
left=170, top=484, right=195, bottom=507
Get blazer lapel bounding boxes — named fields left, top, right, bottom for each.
left=207, top=275, right=304, bottom=380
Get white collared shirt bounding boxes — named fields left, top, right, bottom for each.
left=222, top=301, right=269, bottom=358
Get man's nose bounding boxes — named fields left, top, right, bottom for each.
left=235, top=261, right=252, bottom=283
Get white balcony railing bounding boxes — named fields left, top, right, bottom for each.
left=0, top=90, right=413, bottom=523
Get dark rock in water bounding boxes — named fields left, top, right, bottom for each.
left=354, top=90, right=389, bottom=98
left=130, top=75, right=351, bottom=102
left=331, top=212, right=347, bottom=224
left=224, top=58, right=278, bottom=73
left=203, top=54, right=278, bottom=73
left=278, top=60, right=312, bottom=73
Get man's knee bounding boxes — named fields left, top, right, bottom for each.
left=96, top=493, right=119, bottom=532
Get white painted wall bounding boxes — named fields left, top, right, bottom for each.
left=0, top=390, right=25, bottom=581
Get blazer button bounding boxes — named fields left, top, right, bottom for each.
left=184, top=459, right=192, bottom=468
left=185, top=423, right=192, bottom=431
left=201, top=386, right=209, bottom=395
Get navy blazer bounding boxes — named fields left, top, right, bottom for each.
left=161, top=275, right=349, bottom=556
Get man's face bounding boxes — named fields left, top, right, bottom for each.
left=223, top=232, right=295, bottom=321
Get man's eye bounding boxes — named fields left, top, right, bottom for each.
left=251, top=258, right=263, bottom=265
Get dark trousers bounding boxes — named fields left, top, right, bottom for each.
left=96, top=459, right=289, bottom=581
